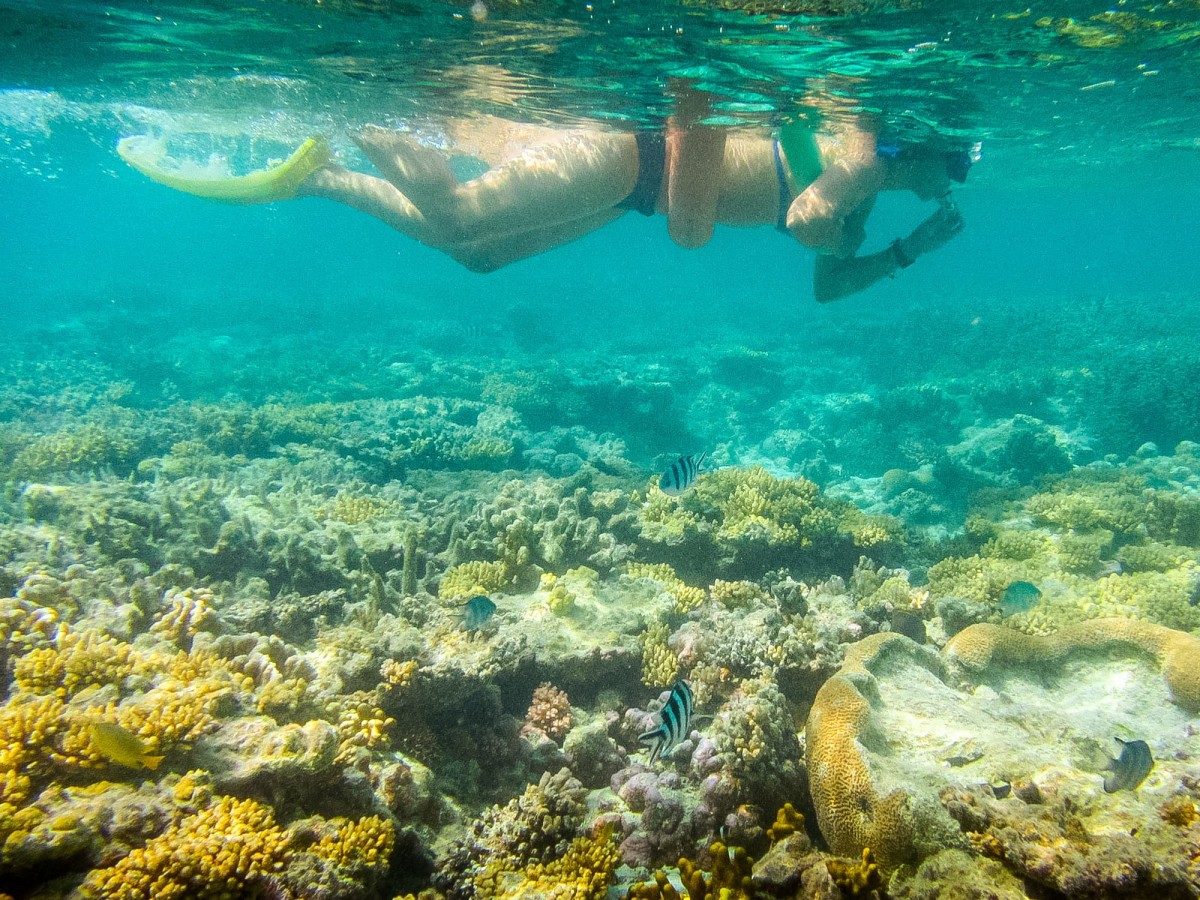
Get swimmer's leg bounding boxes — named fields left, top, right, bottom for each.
left=355, top=126, right=638, bottom=244
left=298, top=165, right=441, bottom=245
left=302, top=165, right=622, bottom=272
left=447, top=208, right=626, bottom=272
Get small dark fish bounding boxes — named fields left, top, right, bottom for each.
left=639, top=680, right=695, bottom=763
left=991, top=782, right=1012, bottom=800
left=1104, top=737, right=1153, bottom=793
left=462, top=595, right=496, bottom=631
left=1000, top=581, right=1041, bottom=617
left=891, top=608, right=927, bottom=644
left=659, top=453, right=706, bottom=495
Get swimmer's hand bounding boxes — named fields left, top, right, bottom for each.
left=899, top=200, right=964, bottom=260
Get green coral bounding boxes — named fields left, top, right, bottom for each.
left=638, top=466, right=900, bottom=578
left=641, top=621, right=679, bottom=688
left=439, top=560, right=511, bottom=600
left=13, top=426, right=138, bottom=478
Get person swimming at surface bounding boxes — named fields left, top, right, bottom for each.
left=118, top=90, right=969, bottom=304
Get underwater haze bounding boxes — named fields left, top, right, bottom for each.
left=3, top=1, right=1200, bottom=898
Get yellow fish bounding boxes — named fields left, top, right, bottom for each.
left=89, top=722, right=164, bottom=770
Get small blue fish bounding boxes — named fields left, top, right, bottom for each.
left=1103, top=737, right=1153, bottom=793
left=1000, top=581, right=1041, bottom=617
left=638, top=680, right=695, bottom=763
left=462, top=595, right=497, bottom=631
left=659, top=453, right=706, bottom=495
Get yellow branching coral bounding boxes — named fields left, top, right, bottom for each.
left=0, top=695, right=67, bottom=780
left=13, top=425, right=136, bottom=477
left=767, top=802, right=805, bottom=845
left=150, top=588, right=216, bottom=650
left=641, top=621, right=680, bottom=688
left=311, top=815, right=395, bottom=870
left=13, top=627, right=138, bottom=698
left=709, top=579, right=767, bottom=608
left=475, top=830, right=620, bottom=900
left=629, top=840, right=754, bottom=900
left=381, top=658, right=419, bottom=689
left=826, top=847, right=882, bottom=897
left=334, top=698, right=396, bottom=764
left=626, top=563, right=705, bottom=613
left=79, top=795, right=292, bottom=899
left=0, top=598, right=59, bottom=660
left=439, top=560, right=511, bottom=599
left=323, top=492, right=393, bottom=525
left=119, top=677, right=230, bottom=749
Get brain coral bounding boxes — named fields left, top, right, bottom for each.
left=946, top=617, right=1200, bottom=712
left=807, top=620, right=1200, bottom=876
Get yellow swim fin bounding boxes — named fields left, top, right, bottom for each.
left=117, top=135, right=332, bottom=204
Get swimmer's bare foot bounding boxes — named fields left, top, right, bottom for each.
left=355, top=126, right=465, bottom=241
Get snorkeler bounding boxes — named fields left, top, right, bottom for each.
left=118, top=105, right=968, bottom=303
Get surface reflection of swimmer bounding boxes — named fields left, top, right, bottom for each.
left=119, top=103, right=970, bottom=303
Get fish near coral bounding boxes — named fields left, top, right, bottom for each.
left=463, top=595, right=497, bottom=631
left=999, top=580, right=1041, bottom=616
left=659, top=453, right=706, bottom=495
left=90, top=721, right=164, bottom=770
left=638, top=680, right=695, bottom=763
left=1104, top=737, right=1153, bottom=792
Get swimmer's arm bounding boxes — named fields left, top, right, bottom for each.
left=812, top=247, right=904, bottom=304
left=785, top=157, right=885, bottom=252
left=812, top=201, right=965, bottom=303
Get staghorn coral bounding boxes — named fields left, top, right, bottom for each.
left=79, top=794, right=292, bottom=899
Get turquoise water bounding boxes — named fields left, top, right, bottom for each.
left=3, top=1, right=1200, bottom=898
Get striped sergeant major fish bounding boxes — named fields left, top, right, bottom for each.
left=638, top=680, right=695, bottom=763
left=659, top=453, right=706, bottom=495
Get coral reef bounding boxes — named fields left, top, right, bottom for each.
left=807, top=620, right=1200, bottom=891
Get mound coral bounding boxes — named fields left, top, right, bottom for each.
left=807, top=619, right=1200, bottom=881
left=946, top=617, right=1200, bottom=712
